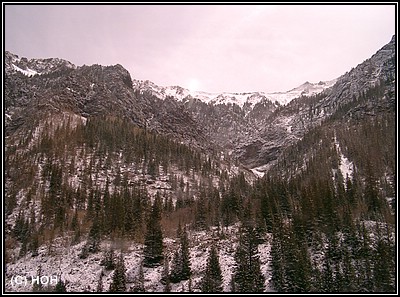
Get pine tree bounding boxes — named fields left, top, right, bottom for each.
left=286, top=239, right=312, bottom=292
left=143, top=194, right=164, bottom=267
left=230, top=274, right=236, bottom=292
left=100, top=248, right=115, bottom=270
left=162, top=257, right=171, bottom=292
left=170, top=223, right=191, bottom=283
left=29, top=232, right=39, bottom=257
left=188, top=277, right=193, bottom=292
left=321, top=232, right=341, bottom=292
left=358, top=222, right=373, bottom=291
left=194, top=190, right=208, bottom=230
left=54, top=278, right=67, bottom=292
left=341, top=247, right=356, bottom=292
left=96, top=270, right=104, bottom=292
left=232, top=205, right=265, bottom=292
left=32, top=265, right=43, bottom=292
left=372, top=225, right=395, bottom=292
left=131, top=261, right=145, bottom=292
left=18, top=217, right=29, bottom=257
left=82, top=215, right=101, bottom=256
left=200, top=245, right=223, bottom=292
left=270, top=221, right=285, bottom=292
left=364, top=162, right=383, bottom=218
left=109, top=253, right=126, bottom=292
left=180, top=225, right=191, bottom=280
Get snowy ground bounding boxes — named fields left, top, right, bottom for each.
left=5, top=226, right=273, bottom=293
left=333, top=133, right=354, bottom=187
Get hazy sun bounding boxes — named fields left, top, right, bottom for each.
left=187, top=78, right=201, bottom=92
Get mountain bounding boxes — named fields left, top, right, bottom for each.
left=132, top=33, right=395, bottom=174
left=132, top=77, right=337, bottom=107
left=3, top=35, right=396, bottom=293
left=234, top=35, right=396, bottom=173
left=5, top=51, right=76, bottom=76
left=4, top=51, right=214, bottom=154
left=132, top=77, right=336, bottom=165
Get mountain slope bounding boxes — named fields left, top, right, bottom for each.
left=4, top=51, right=213, bottom=153
left=234, top=34, right=396, bottom=172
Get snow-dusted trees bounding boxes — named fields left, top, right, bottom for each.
left=200, top=245, right=223, bottom=292
left=143, top=194, right=164, bottom=267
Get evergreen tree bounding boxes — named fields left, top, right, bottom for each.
left=18, top=218, right=30, bottom=258
left=194, top=190, right=208, bottom=230
left=80, top=215, right=101, bottom=258
left=32, top=265, right=43, bottom=292
left=109, top=253, right=126, bottom=292
left=358, top=222, right=373, bottom=291
left=29, top=232, right=39, bottom=257
left=100, top=248, right=116, bottom=270
left=180, top=225, right=191, bottom=280
left=230, top=274, right=236, bottom=292
left=70, top=208, right=79, bottom=231
left=54, top=278, right=67, bottom=292
left=200, top=245, right=223, bottom=292
left=170, top=223, right=191, bottom=283
left=162, top=257, right=171, bottom=292
left=270, top=221, right=285, bottom=292
left=286, top=239, right=312, bottom=292
left=188, top=277, right=193, bottom=292
left=372, top=225, right=395, bottom=292
left=364, top=162, right=383, bottom=218
left=143, top=194, right=164, bottom=267
left=321, top=232, right=341, bottom=292
left=131, top=261, right=145, bottom=292
left=96, top=270, right=104, bottom=292
left=341, top=247, right=356, bottom=292
left=232, top=206, right=265, bottom=292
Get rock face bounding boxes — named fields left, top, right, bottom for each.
left=132, top=77, right=336, bottom=162
left=4, top=52, right=209, bottom=151
left=231, top=35, right=396, bottom=170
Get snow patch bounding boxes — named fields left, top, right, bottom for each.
left=333, top=133, right=354, bottom=187
left=12, top=64, right=39, bottom=77
left=251, top=163, right=274, bottom=178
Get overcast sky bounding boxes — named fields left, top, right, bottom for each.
left=4, top=4, right=395, bottom=93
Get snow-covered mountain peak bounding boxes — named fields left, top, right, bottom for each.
left=5, top=51, right=77, bottom=77
left=269, top=79, right=338, bottom=105
left=132, top=78, right=338, bottom=109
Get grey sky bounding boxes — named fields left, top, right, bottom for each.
left=4, top=4, right=395, bottom=93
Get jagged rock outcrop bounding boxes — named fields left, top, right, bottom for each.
left=4, top=53, right=209, bottom=150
